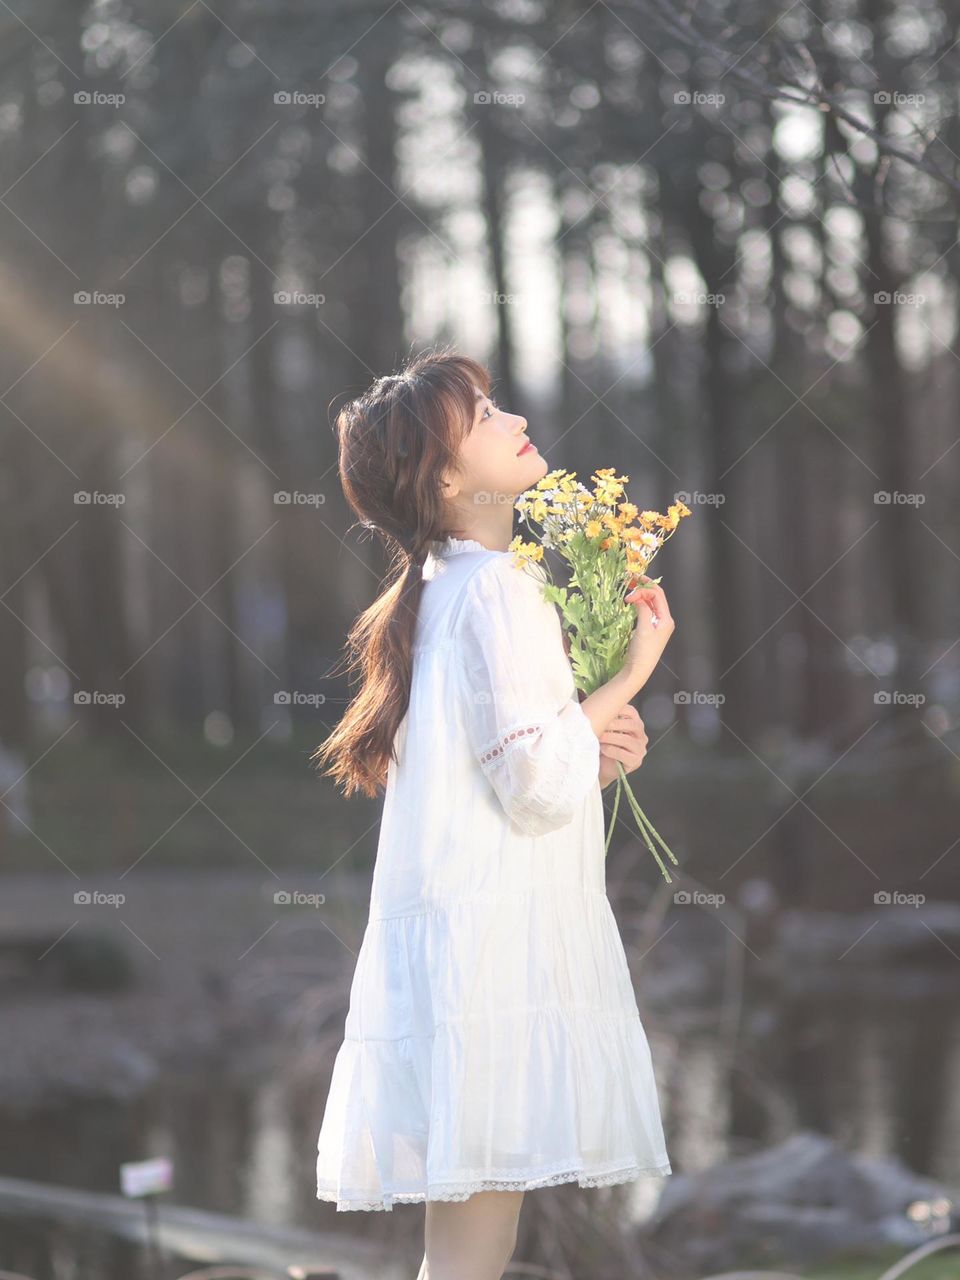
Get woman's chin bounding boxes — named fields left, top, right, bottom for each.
left=521, top=448, right=548, bottom=477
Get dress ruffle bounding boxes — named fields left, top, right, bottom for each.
left=317, top=1159, right=672, bottom=1213
left=431, top=535, right=490, bottom=557
left=316, top=892, right=672, bottom=1212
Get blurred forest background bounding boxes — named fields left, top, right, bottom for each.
left=1, top=0, right=958, bottom=898
left=1, top=3, right=960, bottom=1277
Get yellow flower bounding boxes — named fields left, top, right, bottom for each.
left=509, top=537, right=544, bottom=567
left=591, top=469, right=629, bottom=506
left=585, top=518, right=605, bottom=539
left=536, top=468, right=572, bottom=491
left=594, top=483, right=623, bottom=505
left=666, top=500, right=692, bottom=529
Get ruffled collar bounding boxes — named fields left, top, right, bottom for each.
left=431, top=535, right=497, bottom=557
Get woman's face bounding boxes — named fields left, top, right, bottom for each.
left=450, top=386, right=549, bottom=503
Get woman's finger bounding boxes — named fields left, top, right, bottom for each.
left=601, top=725, right=642, bottom=742
left=617, top=705, right=642, bottom=724
left=605, top=718, right=646, bottom=737
left=600, top=744, right=644, bottom=769
left=601, top=729, right=644, bottom=746
left=609, top=712, right=636, bottom=727
left=600, top=736, right=647, bottom=760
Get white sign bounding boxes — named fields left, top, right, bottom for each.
left=120, top=1157, right=173, bottom=1198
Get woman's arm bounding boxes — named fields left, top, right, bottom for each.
left=566, top=636, right=648, bottom=782
left=458, top=558, right=670, bottom=832
left=457, top=559, right=601, bottom=835
left=568, top=570, right=675, bottom=751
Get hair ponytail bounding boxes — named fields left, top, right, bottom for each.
left=311, top=350, right=491, bottom=798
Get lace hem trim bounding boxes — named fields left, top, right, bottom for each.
left=317, top=1160, right=672, bottom=1212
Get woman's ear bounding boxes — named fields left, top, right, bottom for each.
left=440, top=466, right=461, bottom=500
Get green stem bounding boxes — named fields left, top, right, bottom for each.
left=604, top=775, right=621, bottom=857
left=616, top=762, right=676, bottom=883
left=619, top=766, right=680, bottom=867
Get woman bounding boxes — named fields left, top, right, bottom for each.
left=313, top=347, right=674, bottom=1280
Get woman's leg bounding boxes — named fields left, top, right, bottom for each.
left=418, top=1188, right=525, bottom=1280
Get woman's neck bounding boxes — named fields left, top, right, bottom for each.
left=448, top=509, right=515, bottom=553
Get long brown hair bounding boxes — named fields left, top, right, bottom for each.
left=312, top=347, right=492, bottom=798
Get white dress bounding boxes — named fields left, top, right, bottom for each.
left=315, top=535, right=672, bottom=1211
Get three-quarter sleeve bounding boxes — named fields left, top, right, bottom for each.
left=455, top=555, right=600, bottom=836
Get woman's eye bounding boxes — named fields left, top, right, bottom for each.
left=482, top=403, right=498, bottom=420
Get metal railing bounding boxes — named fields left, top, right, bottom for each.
left=4, top=1233, right=960, bottom=1280
left=0, top=1269, right=340, bottom=1280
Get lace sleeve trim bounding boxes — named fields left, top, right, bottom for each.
left=477, top=723, right=544, bottom=768
left=472, top=705, right=600, bottom=835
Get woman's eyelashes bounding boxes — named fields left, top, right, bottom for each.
left=480, top=401, right=500, bottom=422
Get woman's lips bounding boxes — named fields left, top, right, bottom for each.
left=517, top=440, right=536, bottom=455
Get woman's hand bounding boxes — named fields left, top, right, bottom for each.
left=619, top=574, right=675, bottom=693
left=598, top=704, right=649, bottom=789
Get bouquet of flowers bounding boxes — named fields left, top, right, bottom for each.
left=510, top=467, right=691, bottom=882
